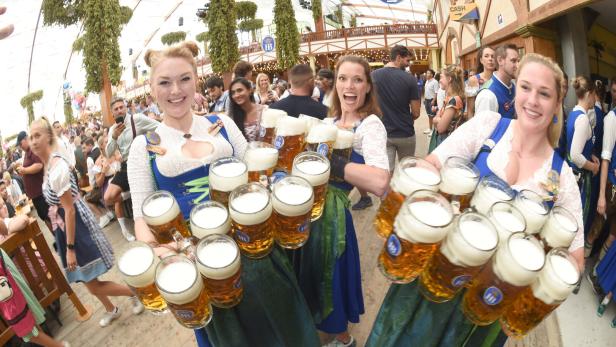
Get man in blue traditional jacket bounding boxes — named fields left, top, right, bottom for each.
left=475, top=44, right=519, bottom=118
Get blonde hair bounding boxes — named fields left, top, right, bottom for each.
left=442, top=65, right=465, bottom=98
left=2, top=172, right=10, bottom=182
left=517, top=53, right=565, bottom=148
left=144, top=41, right=200, bottom=77
left=255, top=73, right=271, bottom=92
left=30, top=117, right=58, bottom=149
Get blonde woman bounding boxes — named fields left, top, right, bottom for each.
left=28, top=118, right=143, bottom=328
left=254, top=73, right=278, bottom=105
left=428, top=65, right=465, bottom=152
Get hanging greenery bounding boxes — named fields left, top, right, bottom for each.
left=311, top=0, right=322, bottom=24
left=208, top=0, right=239, bottom=73
left=239, top=18, right=263, bottom=42
left=43, top=0, right=132, bottom=94
left=64, top=94, right=74, bottom=124
left=349, top=15, right=357, bottom=28
left=235, top=1, right=257, bottom=20
left=72, top=35, right=85, bottom=52
left=161, top=31, right=187, bottom=46
left=20, top=90, right=43, bottom=124
left=196, top=31, right=210, bottom=43
left=274, top=0, right=300, bottom=70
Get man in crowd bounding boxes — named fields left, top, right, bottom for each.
left=423, top=68, right=440, bottom=134
left=233, top=60, right=254, bottom=81
left=269, top=64, right=329, bottom=119
left=206, top=76, right=228, bottom=113
left=475, top=44, right=519, bottom=118
left=372, top=45, right=421, bottom=172
left=0, top=181, right=15, bottom=218
left=15, top=131, right=52, bottom=232
left=105, top=97, right=158, bottom=238
left=52, top=121, right=76, bottom=167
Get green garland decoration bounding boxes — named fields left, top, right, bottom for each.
left=161, top=31, right=187, bottom=46
left=41, top=0, right=85, bottom=27
left=196, top=31, right=210, bottom=43
left=64, top=95, right=74, bottom=124
left=349, top=15, right=357, bottom=28
left=20, top=90, right=43, bottom=125
left=311, top=0, right=322, bottom=24
left=238, top=18, right=263, bottom=32
left=208, top=0, right=239, bottom=73
left=72, top=35, right=85, bottom=52
left=274, top=0, right=300, bottom=70
left=119, top=5, right=133, bottom=25
left=236, top=1, right=257, bottom=20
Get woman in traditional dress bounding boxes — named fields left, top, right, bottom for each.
left=466, top=46, right=495, bottom=118
left=127, top=41, right=319, bottom=347
left=429, top=64, right=465, bottom=152
left=366, top=53, right=585, bottom=347
left=227, top=77, right=266, bottom=142
left=29, top=118, right=144, bottom=328
left=298, top=55, right=390, bottom=347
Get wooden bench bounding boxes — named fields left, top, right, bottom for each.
left=0, top=221, right=91, bottom=345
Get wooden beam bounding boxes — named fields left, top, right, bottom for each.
left=527, top=0, right=593, bottom=25
left=480, top=0, right=492, bottom=38
left=355, top=14, right=415, bottom=23
left=341, top=3, right=427, bottom=15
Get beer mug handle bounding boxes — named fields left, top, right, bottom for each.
left=177, top=236, right=199, bottom=261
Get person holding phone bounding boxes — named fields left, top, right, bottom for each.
left=104, top=98, right=159, bottom=239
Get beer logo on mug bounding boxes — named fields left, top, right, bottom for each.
left=270, top=171, right=288, bottom=185
left=298, top=221, right=308, bottom=233
left=259, top=126, right=266, bottom=138
left=274, top=136, right=284, bottom=149
left=234, top=277, right=242, bottom=289
left=317, top=143, right=329, bottom=157
left=451, top=275, right=471, bottom=287
left=235, top=230, right=251, bottom=243
left=482, top=286, right=503, bottom=306
left=386, top=234, right=402, bottom=257
left=176, top=310, right=195, bottom=320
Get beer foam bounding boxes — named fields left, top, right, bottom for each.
left=494, top=236, right=544, bottom=287
left=293, top=160, right=330, bottom=186
left=442, top=218, right=497, bottom=267
left=391, top=166, right=441, bottom=196
left=142, top=195, right=181, bottom=226
left=471, top=185, right=514, bottom=215
left=157, top=261, right=202, bottom=305
left=396, top=200, right=452, bottom=244
left=273, top=183, right=314, bottom=216
left=334, top=129, right=355, bottom=149
left=275, top=116, right=307, bottom=136
left=533, top=253, right=579, bottom=304
left=440, top=167, right=478, bottom=195
left=490, top=210, right=525, bottom=243
left=197, top=241, right=241, bottom=280
left=244, top=147, right=278, bottom=172
left=230, top=191, right=272, bottom=225
left=119, top=246, right=156, bottom=288
left=307, top=123, right=338, bottom=144
left=540, top=210, right=578, bottom=248
left=299, top=115, right=322, bottom=131
left=191, top=206, right=230, bottom=238
left=210, top=162, right=248, bottom=192
left=261, top=109, right=287, bottom=128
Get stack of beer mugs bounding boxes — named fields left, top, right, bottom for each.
left=271, top=176, right=314, bottom=249
left=229, top=183, right=274, bottom=258
left=141, top=191, right=193, bottom=244
left=372, top=155, right=582, bottom=337
left=190, top=201, right=230, bottom=238
left=273, top=116, right=307, bottom=172
left=292, top=152, right=331, bottom=221
left=375, top=157, right=441, bottom=239
left=244, top=141, right=279, bottom=185
left=305, top=122, right=338, bottom=159
left=209, top=157, right=249, bottom=207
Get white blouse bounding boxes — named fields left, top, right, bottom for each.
left=569, top=105, right=593, bottom=169
left=432, top=111, right=584, bottom=252
left=127, top=114, right=247, bottom=218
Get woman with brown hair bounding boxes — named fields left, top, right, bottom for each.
left=298, top=55, right=390, bottom=347
left=429, top=65, right=465, bottom=152
left=466, top=46, right=496, bottom=118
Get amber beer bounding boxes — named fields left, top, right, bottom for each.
left=155, top=255, right=212, bottom=329
left=190, top=201, right=231, bottom=239
left=378, top=190, right=454, bottom=283
left=539, top=206, right=578, bottom=250
left=274, top=116, right=307, bottom=172
left=209, top=157, right=249, bottom=207
left=470, top=175, right=516, bottom=215
left=462, top=232, right=545, bottom=326
left=330, top=129, right=355, bottom=183
left=258, top=108, right=287, bottom=144
left=196, top=234, right=243, bottom=308
left=305, top=122, right=338, bottom=159
left=272, top=176, right=314, bottom=249
left=291, top=152, right=331, bottom=221
left=244, top=142, right=278, bottom=184
left=375, top=157, right=441, bottom=239
left=513, top=189, right=549, bottom=235
left=419, top=212, right=498, bottom=303
left=439, top=156, right=480, bottom=212
left=501, top=248, right=579, bottom=337
left=142, top=191, right=192, bottom=244
left=118, top=242, right=167, bottom=314
left=487, top=202, right=527, bottom=244
left=229, top=183, right=274, bottom=258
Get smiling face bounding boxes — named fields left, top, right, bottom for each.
left=481, top=47, right=496, bottom=72
left=230, top=81, right=251, bottom=106
left=150, top=57, right=196, bottom=120
left=258, top=75, right=269, bottom=90
left=335, top=61, right=370, bottom=114
left=515, top=62, right=560, bottom=138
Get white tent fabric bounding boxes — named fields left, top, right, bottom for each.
left=0, top=0, right=428, bottom=138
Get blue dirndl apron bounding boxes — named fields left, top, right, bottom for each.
left=367, top=116, right=564, bottom=347
left=147, top=115, right=319, bottom=347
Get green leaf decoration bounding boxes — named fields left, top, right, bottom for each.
left=161, top=31, right=187, bottom=45
left=196, top=31, right=210, bottom=43
left=42, top=0, right=86, bottom=27
left=208, top=0, right=240, bottom=73
left=20, top=90, right=44, bottom=124
left=72, top=35, right=85, bottom=52
left=274, top=0, right=300, bottom=70
left=238, top=18, right=263, bottom=32
left=236, top=1, right=257, bottom=20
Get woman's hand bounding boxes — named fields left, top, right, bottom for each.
left=590, top=155, right=600, bottom=176
left=66, top=249, right=77, bottom=271
left=597, top=195, right=607, bottom=216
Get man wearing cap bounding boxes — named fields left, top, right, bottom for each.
left=15, top=131, right=52, bottom=232
left=104, top=97, right=158, bottom=234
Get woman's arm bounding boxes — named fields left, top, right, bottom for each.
left=570, top=115, right=598, bottom=173
left=558, top=163, right=586, bottom=270
left=344, top=164, right=390, bottom=197
left=218, top=113, right=248, bottom=158
left=435, top=97, right=462, bottom=134
left=58, top=185, right=77, bottom=271
left=597, top=159, right=609, bottom=216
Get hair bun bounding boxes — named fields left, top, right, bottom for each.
left=144, top=49, right=159, bottom=67
left=182, top=41, right=200, bottom=57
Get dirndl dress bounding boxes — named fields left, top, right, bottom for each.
left=43, top=153, right=114, bottom=283
left=597, top=242, right=616, bottom=294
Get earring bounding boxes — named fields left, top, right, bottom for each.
left=553, top=115, right=558, bottom=124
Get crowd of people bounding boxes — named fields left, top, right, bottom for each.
left=0, top=33, right=615, bottom=346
